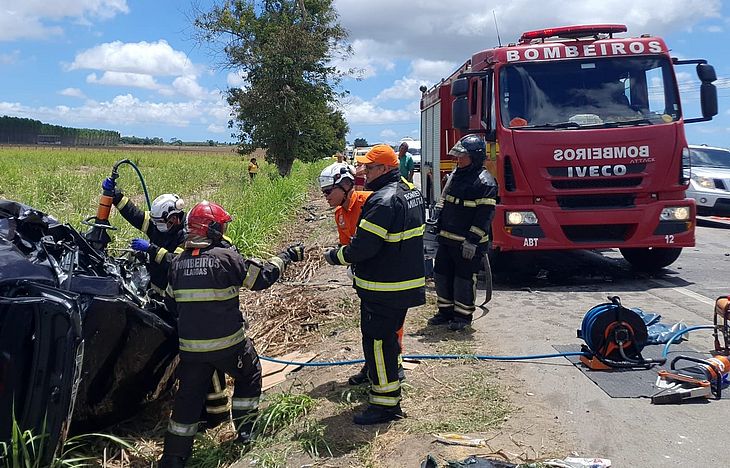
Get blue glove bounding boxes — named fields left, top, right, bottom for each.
left=102, top=177, right=116, bottom=193
left=130, top=238, right=151, bottom=252
left=323, top=248, right=338, bottom=265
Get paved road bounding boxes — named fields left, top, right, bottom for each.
left=473, top=223, right=729, bottom=467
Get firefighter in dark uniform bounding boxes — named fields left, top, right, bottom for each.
left=101, top=179, right=231, bottom=429
left=427, top=134, right=497, bottom=331
left=159, top=200, right=304, bottom=467
left=324, top=144, right=425, bottom=425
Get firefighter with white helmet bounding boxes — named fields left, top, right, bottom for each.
left=159, top=200, right=305, bottom=467
left=101, top=179, right=231, bottom=430
left=427, top=134, right=497, bottom=331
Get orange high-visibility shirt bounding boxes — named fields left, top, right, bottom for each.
left=335, top=191, right=372, bottom=245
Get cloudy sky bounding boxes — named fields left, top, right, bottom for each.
left=0, top=0, right=728, bottom=146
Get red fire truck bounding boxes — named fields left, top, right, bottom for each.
left=420, top=24, right=718, bottom=270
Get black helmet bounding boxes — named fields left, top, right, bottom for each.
left=448, top=134, right=486, bottom=168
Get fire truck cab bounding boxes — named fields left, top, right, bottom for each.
left=420, top=24, right=718, bottom=270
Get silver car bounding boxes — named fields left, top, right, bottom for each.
left=687, top=145, right=730, bottom=216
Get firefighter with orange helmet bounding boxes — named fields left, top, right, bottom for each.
left=427, top=134, right=497, bottom=331
left=159, top=201, right=304, bottom=467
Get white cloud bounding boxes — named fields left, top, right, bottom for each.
left=379, top=129, right=397, bottom=140
left=172, top=76, right=208, bottom=100
left=226, top=72, right=247, bottom=88
left=335, top=0, right=722, bottom=69
left=86, top=71, right=160, bottom=90
left=207, top=123, right=228, bottom=134
left=706, top=25, right=723, bottom=33
left=0, top=50, right=21, bottom=64
left=0, top=1, right=128, bottom=41
left=59, top=88, right=86, bottom=98
left=70, top=40, right=196, bottom=77
left=0, top=93, right=231, bottom=133
left=342, top=96, right=417, bottom=124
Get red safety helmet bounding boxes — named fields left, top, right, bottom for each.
left=186, top=201, right=232, bottom=240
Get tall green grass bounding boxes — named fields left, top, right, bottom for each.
left=0, top=147, right=326, bottom=255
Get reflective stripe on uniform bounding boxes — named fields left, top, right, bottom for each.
left=437, top=296, right=454, bottom=307
left=151, top=283, right=166, bottom=297
left=174, top=247, right=184, bottom=254
left=207, top=390, right=226, bottom=399
left=242, top=264, right=261, bottom=290
left=173, top=286, right=239, bottom=302
left=354, top=276, right=425, bottom=292
left=469, top=226, right=486, bottom=237
left=155, top=247, right=169, bottom=264
left=444, top=195, right=496, bottom=207
left=168, top=419, right=198, bottom=437
left=232, top=397, right=259, bottom=410
left=439, top=229, right=489, bottom=244
left=384, top=224, right=425, bottom=243
left=206, top=403, right=230, bottom=414
left=369, top=394, right=400, bottom=406
left=117, top=195, right=129, bottom=210
left=142, top=212, right=151, bottom=234
left=336, top=247, right=351, bottom=266
left=373, top=340, right=388, bottom=389
left=359, top=219, right=388, bottom=239
left=212, top=372, right=223, bottom=393
left=268, top=256, right=284, bottom=272
left=179, top=327, right=246, bottom=353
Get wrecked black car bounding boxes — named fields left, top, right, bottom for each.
left=0, top=200, right=178, bottom=456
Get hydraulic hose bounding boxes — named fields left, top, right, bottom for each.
left=112, top=159, right=152, bottom=210
left=661, top=325, right=715, bottom=358
left=259, top=351, right=590, bottom=367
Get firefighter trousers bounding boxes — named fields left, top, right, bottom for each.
left=163, top=338, right=262, bottom=458
left=433, top=243, right=483, bottom=322
left=201, top=369, right=229, bottom=428
left=361, top=301, right=407, bottom=408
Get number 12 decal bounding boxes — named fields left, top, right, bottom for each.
left=665, top=234, right=675, bottom=244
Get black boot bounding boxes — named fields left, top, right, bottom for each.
left=236, top=421, right=255, bottom=444
left=448, top=317, right=471, bottom=331
left=398, top=365, right=406, bottom=382
left=427, top=312, right=452, bottom=326
left=158, top=455, right=187, bottom=468
left=348, top=364, right=369, bottom=385
left=353, top=404, right=404, bottom=425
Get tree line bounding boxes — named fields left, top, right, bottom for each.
left=0, top=116, right=120, bottom=146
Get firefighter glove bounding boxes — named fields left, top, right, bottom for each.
left=285, top=242, right=305, bottom=262
left=130, top=238, right=151, bottom=252
left=461, top=241, right=477, bottom=260
left=102, top=177, right=116, bottom=194
left=323, top=248, right=338, bottom=265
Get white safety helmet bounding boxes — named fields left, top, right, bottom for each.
left=318, top=162, right=355, bottom=190
left=150, top=193, right=184, bottom=232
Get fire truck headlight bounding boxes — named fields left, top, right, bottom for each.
left=660, top=206, right=690, bottom=221
left=506, top=211, right=538, bottom=225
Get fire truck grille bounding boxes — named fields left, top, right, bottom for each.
left=557, top=194, right=635, bottom=210
left=551, top=177, right=642, bottom=190
left=562, top=224, right=632, bottom=243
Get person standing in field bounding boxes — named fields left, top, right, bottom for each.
left=248, top=157, right=259, bottom=180
left=323, top=145, right=425, bottom=425
left=159, top=200, right=305, bottom=467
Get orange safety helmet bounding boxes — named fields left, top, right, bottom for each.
left=186, top=201, right=232, bottom=240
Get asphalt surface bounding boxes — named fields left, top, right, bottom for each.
left=474, top=222, right=730, bottom=467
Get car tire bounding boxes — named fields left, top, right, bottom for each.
left=619, top=247, right=682, bottom=271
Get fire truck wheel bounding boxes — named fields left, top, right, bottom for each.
left=619, top=247, right=682, bottom=271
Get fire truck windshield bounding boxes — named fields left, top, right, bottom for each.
left=498, top=56, right=680, bottom=129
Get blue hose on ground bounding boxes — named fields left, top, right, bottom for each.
left=661, top=325, right=715, bottom=359
left=259, top=351, right=590, bottom=367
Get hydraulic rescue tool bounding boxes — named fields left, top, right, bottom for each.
left=714, top=295, right=730, bottom=355
left=83, top=159, right=151, bottom=251
left=578, top=296, right=666, bottom=370
left=652, top=354, right=730, bottom=404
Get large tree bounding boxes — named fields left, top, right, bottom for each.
left=195, top=0, right=351, bottom=175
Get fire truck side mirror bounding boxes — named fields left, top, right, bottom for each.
left=451, top=78, right=469, bottom=97
left=696, top=63, right=717, bottom=83
left=700, top=83, right=718, bottom=119
left=453, top=97, right=470, bottom=130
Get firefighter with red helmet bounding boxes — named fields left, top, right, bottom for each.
left=159, top=201, right=304, bottom=467
left=102, top=178, right=231, bottom=429
left=427, top=134, right=497, bottom=331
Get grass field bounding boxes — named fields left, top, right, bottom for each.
left=0, top=146, right=324, bottom=256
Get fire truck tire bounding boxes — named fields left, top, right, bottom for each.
left=619, top=247, right=682, bottom=271
left=476, top=252, right=493, bottom=304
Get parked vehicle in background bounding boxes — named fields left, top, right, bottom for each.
left=400, top=137, right=422, bottom=171
left=687, top=144, right=730, bottom=216
left=420, top=23, right=718, bottom=270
